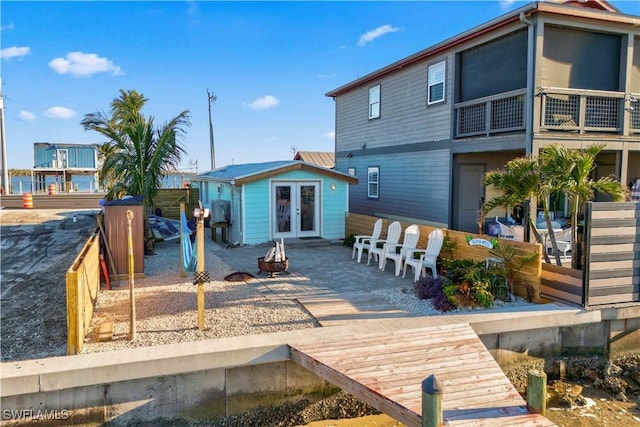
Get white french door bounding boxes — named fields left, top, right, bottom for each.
left=272, top=181, right=319, bottom=239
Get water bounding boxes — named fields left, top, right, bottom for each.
left=6, top=173, right=192, bottom=194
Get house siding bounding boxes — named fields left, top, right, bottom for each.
left=338, top=149, right=450, bottom=226
left=632, top=36, right=640, bottom=94
left=335, top=53, right=453, bottom=154
left=34, top=144, right=97, bottom=169
left=201, top=168, right=350, bottom=246
left=243, top=180, right=271, bottom=245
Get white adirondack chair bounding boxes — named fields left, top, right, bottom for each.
left=352, top=219, right=383, bottom=263
left=547, top=227, right=572, bottom=259
left=380, top=224, right=420, bottom=276
left=367, top=221, right=401, bottom=267
left=402, top=228, right=444, bottom=282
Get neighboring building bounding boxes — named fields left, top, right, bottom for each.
left=32, top=143, right=99, bottom=192
left=293, top=151, right=335, bottom=169
left=326, top=0, right=640, bottom=233
left=194, top=160, right=357, bottom=245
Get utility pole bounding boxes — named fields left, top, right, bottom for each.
left=0, top=79, right=8, bottom=195
left=207, top=89, right=217, bottom=171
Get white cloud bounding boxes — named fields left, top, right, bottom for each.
left=243, top=95, right=279, bottom=110
left=318, top=73, right=336, bottom=79
left=1, top=22, right=15, bottom=31
left=499, top=0, right=517, bottom=10
left=357, top=25, right=401, bottom=47
left=44, top=106, right=77, bottom=119
left=18, top=111, right=36, bottom=121
left=324, top=131, right=335, bottom=139
left=48, top=51, right=123, bottom=77
left=1, top=46, right=30, bottom=60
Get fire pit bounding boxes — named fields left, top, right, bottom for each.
left=257, top=257, right=289, bottom=277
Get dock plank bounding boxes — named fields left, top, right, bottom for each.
left=289, top=323, right=555, bottom=427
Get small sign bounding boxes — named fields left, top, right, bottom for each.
left=466, top=235, right=497, bottom=249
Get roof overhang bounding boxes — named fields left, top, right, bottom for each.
left=233, top=162, right=358, bottom=186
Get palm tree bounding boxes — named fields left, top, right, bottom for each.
left=482, top=156, right=554, bottom=264
left=540, top=143, right=628, bottom=269
left=82, top=90, right=191, bottom=253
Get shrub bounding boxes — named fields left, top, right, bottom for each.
left=343, top=234, right=355, bottom=248
left=414, top=275, right=453, bottom=312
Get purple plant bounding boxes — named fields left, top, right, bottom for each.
left=414, top=275, right=453, bottom=312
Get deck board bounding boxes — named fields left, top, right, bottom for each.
left=288, top=323, right=555, bottom=427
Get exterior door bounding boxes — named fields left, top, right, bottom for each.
left=56, top=149, right=68, bottom=168
left=455, top=164, right=486, bottom=233
left=273, top=182, right=319, bottom=238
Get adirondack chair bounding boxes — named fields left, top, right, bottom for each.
left=546, top=227, right=572, bottom=259
left=380, top=224, right=420, bottom=276
left=352, top=219, right=383, bottom=263
left=497, top=221, right=515, bottom=239
left=402, top=228, right=444, bottom=282
left=367, top=221, right=401, bottom=267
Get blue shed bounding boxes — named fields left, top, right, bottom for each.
left=193, top=161, right=358, bottom=246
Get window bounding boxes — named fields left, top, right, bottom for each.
left=367, top=167, right=379, bottom=199
left=347, top=167, right=356, bottom=176
left=428, top=61, right=445, bottom=105
left=368, top=85, right=380, bottom=119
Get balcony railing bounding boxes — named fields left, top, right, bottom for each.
left=539, top=87, right=640, bottom=135
left=454, top=89, right=526, bottom=137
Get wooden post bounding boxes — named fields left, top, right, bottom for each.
left=66, top=269, right=79, bottom=355
left=126, top=210, right=137, bottom=341
left=526, top=370, right=547, bottom=416
left=180, top=203, right=186, bottom=278
left=197, top=210, right=205, bottom=331
left=422, top=374, right=443, bottom=427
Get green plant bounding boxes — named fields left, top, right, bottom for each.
left=343, top=234, right=356, bottom=248
left=470, top=279, right=494, bottom=307
left=489, top=241, right=538, bottom=300
left=438, top=231, right=457, bottom=267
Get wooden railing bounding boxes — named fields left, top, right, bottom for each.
left=454, top=89, right=526, bottom=137
left=539, top=87, right=640, bottom=135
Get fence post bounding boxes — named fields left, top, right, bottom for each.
left=197, top=210, right=206, bottom=331
left=526, top=370, right=547, bottom=416
left=422, top=374, right=443, bottom=427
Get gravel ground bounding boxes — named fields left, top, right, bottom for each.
left=82, top=239, right=319, bottom=353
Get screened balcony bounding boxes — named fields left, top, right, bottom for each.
left=454, top=87, right=640, bottom=138
left=539, top=88, right=639, bottom=135
left=454, top=89, right=526, bottom=138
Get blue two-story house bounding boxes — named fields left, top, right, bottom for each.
left=32, top=143, right=99, bottom=193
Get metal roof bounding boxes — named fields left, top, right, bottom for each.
left=293, top=151, right=335, bottom=168
left=197, top=160, right=357, bottom=185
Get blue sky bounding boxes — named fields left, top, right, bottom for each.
left=2, top=1, right=639, bottom=171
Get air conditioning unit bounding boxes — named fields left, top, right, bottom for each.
left=210, top=200, right=230, bottom=223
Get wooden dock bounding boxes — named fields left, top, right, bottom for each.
left=289, top=323, right=556, bottom=427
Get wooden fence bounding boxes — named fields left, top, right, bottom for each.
left=583, top=202, right=640, bottom=307
left=152, top=188, right=199, bottom=220
left=345, top=213, right=543, bottom=302
left=540, top=263, right=583, bottom=306
left=66, top=231, right=101, bottom=355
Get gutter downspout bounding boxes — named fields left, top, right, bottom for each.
left=520, top=11, right=535, bottom=243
